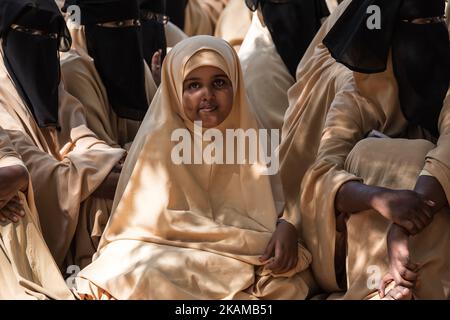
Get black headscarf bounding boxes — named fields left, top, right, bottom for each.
left=1, top=0, right=71, bottom=128
left=165, top=0, right=188, bottom=30
left=245, top=0, right=330, bottom=77
left=63, top=0, right=149, bottom=121
left=139, top=0, right=167, bottom=67
left=323, top=0, right=450, bottom=137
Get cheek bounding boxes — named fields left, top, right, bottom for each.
left=182, top=92, right=198, bottom=115
left=217, top=88, right=233, bottom=115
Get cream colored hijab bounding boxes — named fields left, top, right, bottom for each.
left=100, top=35, right=291, bottom=262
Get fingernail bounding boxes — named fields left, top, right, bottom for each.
left=12, top=216, right=18, bottom=222
left=19, top=210, right=25, bottom=217
left=427, top=200, right=436, bottom=206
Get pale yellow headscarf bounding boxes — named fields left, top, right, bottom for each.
left=106, top=35, right=285, bottom=248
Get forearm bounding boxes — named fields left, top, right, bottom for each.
left=0, top=165, right=29, bottom=193
left=335, top=181, right=384, bottom=215
left=414, top=175, right=448, bottom=213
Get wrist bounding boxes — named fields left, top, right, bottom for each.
left=368, top=186, right=389, bottom=212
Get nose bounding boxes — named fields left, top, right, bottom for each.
left=201, top=85, right=214, bottom=100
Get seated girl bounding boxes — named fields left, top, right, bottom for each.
left=75, top=35, right=316, bottom=300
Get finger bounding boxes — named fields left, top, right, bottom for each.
left=379, top=274, right=394, bottom=298
left=259, top=239, right=275, bottom=262
left=410, top=215, right=425, bottom=233
left=384, top=285, right=412, bottom=300
left=280, top=256, right=297, bottom=274
left=424, top=199, right=436, bottom=208
left=266, top=242, right=284, bottom=273
left=392, top=268, right=415, bottom=288
left=276, top=257, right=292, bottom=275
left=419, top=201, right=434, bottom=219
left=400, top=219, right=416, bottom=235
left=403, top=260, right=420, bottom=273
left=1, top=207, right=19, bottom=223
left=0, top=212, right=7, bottom=223
left=5, top=200, right=23, bottom=216
left=397, top=265, right=418, bottom=282
left=415, top=206, right=432, bottom=226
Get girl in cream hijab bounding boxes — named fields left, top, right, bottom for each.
left=75, top=36, right=317, bottom=300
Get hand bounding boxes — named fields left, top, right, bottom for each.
left=379, top=224, right=419, bottom=298
left=151, top=49, right=162, bottom=86
left=0, top=165, right=28, bottom=210
left=0, top=195, right=25, bottom=223
left=371, top=188, right=435, bottom=235
left=259, top=220, right=298, bottom=274
left=92, top=164, right=122, bottom=200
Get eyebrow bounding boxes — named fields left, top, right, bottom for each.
left=184, top=74, right=228, bottom=82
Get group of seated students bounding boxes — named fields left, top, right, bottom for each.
left=0, top=0, right=448, bottom=300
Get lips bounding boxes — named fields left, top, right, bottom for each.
left=199, top=103, right=218, bottom=112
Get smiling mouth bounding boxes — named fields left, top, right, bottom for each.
left=199, top=104, right=218, bottom=112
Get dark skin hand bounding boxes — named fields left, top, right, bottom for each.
left=337, top=176, right=448, bottom=298
left=0, top=165, right=29, bottom=223
left=260, top=219, right=298, bottom=274
left=413, top=175, right=448, bottom=214
left=336, top=181, right=435, bottom=235
left=379, top=176, right=448, bottom=296
left=92, top=162, right=122, bottom=200
left=380, top=224, right=420, bottom=294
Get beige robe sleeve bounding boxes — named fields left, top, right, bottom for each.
left=0, top=128, right=74, bottom=300
left=299, top=79, right=384, bottom=292
left=423, top=90, right=450, bottom=203
left=0, top=96, right=125, bottom=267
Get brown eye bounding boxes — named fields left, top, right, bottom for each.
left=213, top=79, right=226, bottom=88
left=188, top=82, right=200, bottom=90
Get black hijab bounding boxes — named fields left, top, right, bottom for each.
left=139, top=0, right=167, bottom=67
left=165, top=0, right=188, bottom=30
left=63, top=0, right=149, bottom=121
left=1, top=0, right=71, bottom=128
left=245, top=0, right=330, bottom=77
left=323, top=0, right=450, bottom=137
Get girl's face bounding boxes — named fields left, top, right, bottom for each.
left=182, top=66, right=233, bottom=128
